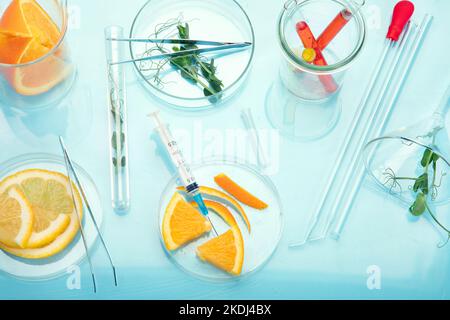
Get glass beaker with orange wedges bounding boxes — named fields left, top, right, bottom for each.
left=0, top=0, right=76, bottom=110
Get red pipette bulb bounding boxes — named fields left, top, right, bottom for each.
left=387, top=0, right=415, bottom=41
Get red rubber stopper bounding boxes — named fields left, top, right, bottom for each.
left=387, top=0, right=415, bottom=41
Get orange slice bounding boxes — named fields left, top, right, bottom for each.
left=7, top=34, right=72, bottom=96
left=197, top=228, right=244, bottom=276
left=11, top=50, right=73, bottom=96
left=0, top=0, right=61, bottom=49
left=162, top=193, right=212, bottom=251
left=0, top=29, right=32, bottom=64
left=214, top=173, right=268, bottom=210
left=0, top=0, right=29, bottom=35
left=177, top=186, right=251, bottom=232
left=17, top=36, right=49, bottom=63
left=0, top=0, right=71, bottom=95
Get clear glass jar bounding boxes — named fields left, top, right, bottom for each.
left=0, top=0, right=76, bottom=110
left=278, top=0, right=366, bottom=100
left=266, top=0, right=366, bottom=141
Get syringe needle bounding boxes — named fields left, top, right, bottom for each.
left=207, top=216, right=219, bottom=237
left=193, top=192, right=219, bottom=236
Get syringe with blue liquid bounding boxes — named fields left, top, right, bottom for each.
left=150, top=112, right=218, bottom=236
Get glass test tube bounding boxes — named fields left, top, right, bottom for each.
left=295, top=21, right=338, bottom=93
left=317, top=9, right=352, bottom=50
left=105, top=26, right=131, bottom=213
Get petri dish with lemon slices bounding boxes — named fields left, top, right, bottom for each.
left=158, top=159, right=282, bottom=281
left=0, top=153, right=102, bottom=281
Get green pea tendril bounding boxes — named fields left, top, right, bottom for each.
left=383, top=147, right=450, bottom=247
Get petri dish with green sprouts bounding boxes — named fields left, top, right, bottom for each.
left=129, top=0, right=255, bottom=110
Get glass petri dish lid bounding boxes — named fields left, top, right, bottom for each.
left=129, top=0, right=255, bottom=110
left=0, top=153, right=102, bottom=281
left=158, top=159, right=283, bottom=281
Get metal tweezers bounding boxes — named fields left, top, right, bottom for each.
left=105, top=37, right=253, bottom=65
left=59, top=136, right=118, bottom=292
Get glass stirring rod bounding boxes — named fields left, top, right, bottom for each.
left=150, top=112, right=219, bottom=236
left=290, top=0, right=415, bottom=247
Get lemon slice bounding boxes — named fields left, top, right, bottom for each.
left=0, top=186, right=34, bottom=248
left=0, top=202, right=82, bottom=259
left=0, top=169, right=81, bottom=249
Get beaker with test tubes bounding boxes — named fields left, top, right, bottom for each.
left=266, top=0, right=366, bottom=140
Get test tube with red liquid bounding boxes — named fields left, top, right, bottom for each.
left=317, top=9, right=353, bottom=50
left=295, top=21, right=338, bottom=93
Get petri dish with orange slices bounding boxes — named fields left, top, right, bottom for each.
left=0, top=153, right=102, bottom=281
left=0, top=0, right=76, bottom=110
left=158, top=159, right=282, bottom=281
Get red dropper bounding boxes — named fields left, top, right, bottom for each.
left=387, top=0, right=415, bottom=41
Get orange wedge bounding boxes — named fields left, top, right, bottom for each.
left=0, top=29, right=32, bottom=64
left=0, top=0, right=71, bottom=96
left=0, top=0, right=29, bottom=34
left=214, top=173, right=268, bottom=210
left=177, top=186, right=251, bottom=232
left=0, top=0, right=61, bottom=49
left=2, top=35, right=72, bottom=96
left=197, top=228, right=244, bottom=276
left=162, top=193, right=212, bottom=251
left=11, top=50, right=73, bottom=96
